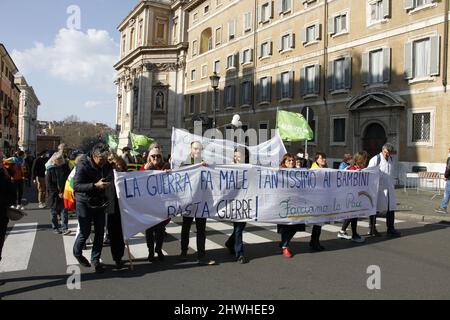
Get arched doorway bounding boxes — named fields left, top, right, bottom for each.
left=362, top=123, right=387, bottom=158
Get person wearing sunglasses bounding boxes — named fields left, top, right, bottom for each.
left=142, top=147, right=171, bottom=262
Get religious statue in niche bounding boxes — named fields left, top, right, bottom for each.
left=152, top=85, right=168, bottom=113
left=155, top=91, right=164, bottom=111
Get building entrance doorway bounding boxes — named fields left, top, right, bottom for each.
left=362, top=123, right=387, bottom=158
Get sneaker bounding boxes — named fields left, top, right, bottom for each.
left=367, top=229, right=381, bottom=237
left=197, top=258, right=216, bottom=265
left=337, top=230, right=352, bottom=240
left=38, top=203, right=46, bottom=209
left=309, top=242, right=325, bottom=252
left=75, top=255, right=91, bottom=267
left=351, top=234, right=365, bottom=243
left=148, top=252, right=155, bottom=262
left=62, top=229, right=71, bottom=236
left=237, top=255, right=248, bottom=264
left=178, top=251, right=188, bottom=262
left=435, top=207, right=448, bottom=214
left=93, top=262, right=105, bottom=274
left=53, top=229, right=62, bottom=234
left=282, top=247, right=293, bottom=258
left=113, top=260, right=127, bottom=271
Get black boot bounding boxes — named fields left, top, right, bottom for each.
left=309, top=225, right=324, bottom=251
left=368, top=215, right=381, bottom=237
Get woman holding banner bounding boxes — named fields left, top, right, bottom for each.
left=309, top=152, right=328, bottom=251
left=336, top=151, right=368, bottom=243
left=142, top=147, right=171, bottom=262
left=277, top=153, right=306, bottom=258
left=224, top=147, right=249, bottom=264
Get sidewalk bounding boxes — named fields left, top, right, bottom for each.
left=395, top=188, right=449, bottom=223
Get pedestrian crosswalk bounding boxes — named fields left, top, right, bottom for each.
left=0, top=217, right=405, bottom=273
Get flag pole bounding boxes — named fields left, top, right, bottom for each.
left=125, top=240, right=134, bottom=271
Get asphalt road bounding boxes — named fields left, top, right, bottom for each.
left=1, top=198, right=450, bottom=301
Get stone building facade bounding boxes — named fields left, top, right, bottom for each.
left=117, top=0, right=450, bottom=181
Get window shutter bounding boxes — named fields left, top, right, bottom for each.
left=404, top=0, right=414, bottom=11
left=404, top=42, right=413, bottom=79
left=267, top=76, right=272, bottom=102
left=278, top=0, right=283, bottom=14
left=234, top=53, right=239, bottom=67
left=362, top=52, right=370, bottom=85
left=250, top=48, right=254, bottom=62
left=383, top=0, right=390, bottom=18
left=328, top=17, right=335, bottom=35
left=258, top=5, right=262, bottom=23
left=383, top=48, right=391, bottom=83
left=240, top=82, right=245, bottom=105
left=289, top=71, right=294, bottom=98
left=314, top=64, right=321, bottom=94
left=328, top=60, right=334, bottom=91
left=430, top=36, right=440, bottom=76
left=290, top=33, right=295, bottom=48
left=231, top=85, right=236, bottom=107
left=239, top=51, right=243, bottom=65
left=249, top=81, right=254, bottom=104
left=278, top=36, right=282, bottom=52
left=258, top=44, right=263, bottom=58
left=223, top=87, right=228, bottom=107
left=269, top=41, right=273, bottom=55
left=301, top=28, right=307, bottom=44
left=257, top=79, right=262, bottom=102
left=276, top=73, right=282, bottom=100
left=344, top=57, right=352, bottom=89
left=300, top=67, right=306, bottom=96
left=315, top=23, right=321, bottom=40
left=268, top=1, right=273, bottom=19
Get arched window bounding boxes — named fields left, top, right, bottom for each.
left=200, top=28, right=213, bottom=54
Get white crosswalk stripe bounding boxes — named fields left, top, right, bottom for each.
left=0, top=217, right=408, bottom=273
left=0, top=223, right=38, bottom=272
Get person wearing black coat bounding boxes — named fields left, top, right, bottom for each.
left=73, top=144, right=113, bottom=274
left=32, top=151, right=49, bottom=208
left=0, top=163, right=16, bottom=286
left=46, top=152, right=71, bottom=234
left=105, top=154, right=127, bottom=270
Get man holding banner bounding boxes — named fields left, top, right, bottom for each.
left=179, top=141, right=216, bottom=265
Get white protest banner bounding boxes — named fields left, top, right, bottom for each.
left=115, top=165, right=380, bottom=240
left=170, top=128, right=287, bottom=168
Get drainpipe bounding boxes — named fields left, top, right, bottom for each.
left=323, top=0, right=329, bottom=155
left=443, top=0, right=449, bottom=92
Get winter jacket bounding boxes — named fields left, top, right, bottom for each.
left=46, top=164, right=71, bottom=210
left=0, top=168, right=16, bottom=218
left=445, top=156, right=450, bottom=180
left=32, top=156, right=48, bottom=179
left=73, top=155, right=113, bottom=207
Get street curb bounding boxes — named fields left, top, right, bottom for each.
left=395, top=211, right=450, bottom=223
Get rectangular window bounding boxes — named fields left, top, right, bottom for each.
left=306, top=65, right=316, bottom=94
left=335, top=14, right=348, bottom=34
left=333, top=118, right=346, bottom=143
left=129, top=28, right=135, bottom=50
left=201, top=65, right=207, bottom=78
left=370, top=0, right=384, bottom=23
left=241, top=81, right=252, bottom=105
left=370, top=49, right=383, bottom=84
left=213, top=60, right=220, bottom=74
left=122, top=35, right=126, bottom=54
left=227, top=55, right=234, bottom=69
left=261, top=41, right=271, bottom=57
left=189, top=95, right=195, bottom=114
left=156, top=23, right=165, bottom=39
left=242, top=49, right=252, bottom=64
left=260, top=77, right=271, bottom=102
left=281, top=0, right=292, bottom=13
left=192, top=40, right=198, bottom=56
left=281, top=34, right=291, bottom=51
left=412, top=112, right=431, bottom=142
left=193, top=12, right=198, bottom=22
left=262, top=3, right=271, bottom=22
left=204, top=5, right=209, bottom=14
left=413, top=38, right=431, bottom=78
left=191, top=69, right=196, bottom=81
left=228, top=20, right=235, bottom=40
left=281, top=71, right=290, bottom=98
left=244, top=12, right=252, bottom=32
left=215, top=27, right=222, bottom=45
left=306, top=25, right=316, bottom=43
left=225, top=85, right=235, bottom=108
left=334, top=58, right=345, bottom=90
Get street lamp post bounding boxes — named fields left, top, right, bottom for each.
left=209, top=72, right=220, bottom=129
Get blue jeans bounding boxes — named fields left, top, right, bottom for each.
left=51, top=208, right=68, bottom=230
left=440, top=180, right=450, bottom=209
left=225, top=222, right=246, bottom=258
left=73, top=201, right=106, bottom=263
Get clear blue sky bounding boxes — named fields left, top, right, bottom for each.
left=0, top=0, right=138, bottom=127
